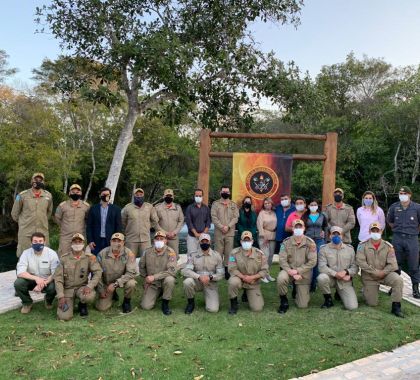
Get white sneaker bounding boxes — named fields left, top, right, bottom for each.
left=267, top=275, right=275, bottom=282
left=261, top=277, right=269, bottom=283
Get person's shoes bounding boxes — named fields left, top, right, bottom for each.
left=267, top=275, right=275, bottom=282
left=228, top=297, right=238, bottom=315
left=44, top=297, right=53, bottom=310
left=224, top=267, right=230, bottom=281
left=321, top=294, right=334, bottom=309
left=278, top=295, right=289, bottom=314
left=391, top=302, right=404, bottom=318
left=78, top=302, right=88, bottom=317
left=20, top=304, right=32, bottom=314
left=292, top=284, right=297, bottom=299
left=112, top=291, right=119, bottom=301
left=162, top=299, right=172, bottom=315
left=261, top=277, right=269, bottom=284
left=241, top=290, right=248, bottom=303
left=334, top=291, right=342, bottom=302
left=184, top=298, right=195, bottom=314
left=122, top=298, right=132, bottom=313
left=310, top=285, right=316, bottom=293
left=412, top=284, right=420, bottom=299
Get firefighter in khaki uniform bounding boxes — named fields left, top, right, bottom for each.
left=139, top=231, right=178, bottom=315
left=154, top=189, right=184, bottom=258
left=356, top=222, right=404, bottom=318
left=317, top=226, right=358, bottom=311
left=182, top=233, right=224, bottom=314
left=11, top=173, right=53, bottom=257
left=54, top=233, right=102, bottom=320
left=96, top=233, right=137, bottom=314
left=211, top=185, right=239, bottom=279
left=277, top=219, right=317, bottom=314
left=55, top=184, right=90, bottom=256
left=227, top=231, right=268, bottom=314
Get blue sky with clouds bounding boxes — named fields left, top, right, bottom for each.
left=1, top=0, right=420, bottom=87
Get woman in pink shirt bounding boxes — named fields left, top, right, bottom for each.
left=285, top=196, right=308, bottom=232
left=356, top=191, right=386, bottom=242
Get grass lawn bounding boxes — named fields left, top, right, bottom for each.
left=0, top=264, right=418, bottom=380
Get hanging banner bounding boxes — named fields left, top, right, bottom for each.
left=232, top=153, right=293, bottom=212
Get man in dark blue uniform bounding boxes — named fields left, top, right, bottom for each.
left=387, top=186, right=420, bottom=299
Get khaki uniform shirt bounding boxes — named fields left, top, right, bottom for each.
left=319, top=242, right=358, bottom=289
left=97, top=247, right=138, bottom=292
left=182, top=248, right=224, bottom=281
left=54, top=252, right=102, bottom=298
left=279, top=236, right=317, bottom=282
left=155, top=202, right=184, bottom=235
left=325, top=203, right=356, bottom=243
left=55, top=199, right=90, bottom=239
left=121, top=202, right=159, bottom=242
left=11, top=189, right=53, bottom=237
left=211, top=199, right=239, bottom=237
left=228, top=247, right=268, bottom=289
left=139, top=246, right=178, bottom=282
left=356, top=239, right=398, bottom=282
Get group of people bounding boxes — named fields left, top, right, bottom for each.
left=10, top=173, right=420, bottom=319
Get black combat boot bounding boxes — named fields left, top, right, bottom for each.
left=241, top=290, right=248, bottom=303
left=122, top=298, right=132, bottom=313
left=78, top=302, right=88, bottom=317
left=228, top=297, right=238, bottom=315
left=161, top=299, right=172, bottom=315
left=321, top=294, right=334, bottom=309
left=292, top=283, right=297, bottom=299
left=184, top=298, right=195, bottom=314
left=334, top=291, right=341, bottom=302
left=412, top=284, right=420, bottom=299
left=225, top=267, right=230, bottom=280
left=391, top=302, right=404, bottom=318
left=112, top=291, right=119, bottom=301
left=278, top=295, right=289, bottom=314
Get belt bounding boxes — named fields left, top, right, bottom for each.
left=196, top=271, right=214, bottom=275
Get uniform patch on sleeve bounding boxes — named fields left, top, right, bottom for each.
left=15, top=194, right=21, bottom=201
left=280, top=244, right=285, bottom=252
left=388, top=248, right=396, bottom=257
left=229, top=256, right=236, bottom=262
left=357, top=244, right=363, bottom=252
left=89, top=255, right=97, bottom=263
left=310, top=243, right=317, bottom=253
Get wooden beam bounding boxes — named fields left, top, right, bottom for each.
left=197, top=129, right=211, bottom=205
left=209, top=132, right=327, bottom=141
left=321, top=132, right=338, bottom=210
left=209, top=152, right=326, bottom=161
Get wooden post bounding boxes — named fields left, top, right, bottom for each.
left=198, top=129, right=211, bottom=205
left=322, top=132, right=338, bottom=209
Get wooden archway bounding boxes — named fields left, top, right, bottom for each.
left=197, top=130, right=338, bottom=209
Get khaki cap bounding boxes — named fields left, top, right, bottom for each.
left=133, top=188, right=144, bottom=194
left=154, top=230, right=167, bottom=238
left=292, top=219, right=305, bottom=227
left=334, top=188, right=344, bottom=194
left=199, top=233, right=211, bottom=242
left=32, top=172, right=45, bottom=180
left=111, top=232, right=125, bottom=241
left=369, top=222, right=382, bottom=231
left=71, top=233, right=85, bottom=241
left=164, top=189, right=174, bottom=196
left=330, top=226, right=343, bottom=234
left=241, top=231, right=253, bottom=240
left=69, top=184, right=82, bottom=191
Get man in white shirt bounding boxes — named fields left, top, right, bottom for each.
left=14, top=232, right=60, bottom=314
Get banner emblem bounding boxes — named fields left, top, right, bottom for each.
left=245, top=166, right=279, bottom=199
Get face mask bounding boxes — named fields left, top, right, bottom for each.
left=399, top=194, right=409, bottom=202
left=331, top=235, right=342, bottom=245
left=32, top=243, right=44, bottom=252
left=363, top=199, right=373, bottom=207
left=241, top=241, right=253, bottom=250
left=154, top=240, right=165, bottom=250
left=71, top=244, right=84, bottom=252
left=244, top=203, right=251, bottom=210
left=334, top=194, right=343, bottom=203
left=370, top=232, right=381, bottom=241
left=200, top=243, right=210, bottom=251
left=296, top=204, right=305, bottom=212
left=194, top=196, right=202, bottom=204
left=133, top=196, right=144, bottom=206
left=293, top=228, right=304, bottom=237
left=69, top=193, right=81, bottom=201
left=100, top=194, right=110, bottom=202
left=281, top=199, right=290, bottom=207
left=309, top=206, right=318, bottom=213
left=33, top=181, right=45, bottom=190
left=221, top=192, right=230, bottom=199
left=111, top=242, right=123, bottom=251
left=164, top=196, right=173, bottom=204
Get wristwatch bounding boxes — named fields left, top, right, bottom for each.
left=209, top=275, right=214, bottom=281
left=113, top=282, right=119, bottom=288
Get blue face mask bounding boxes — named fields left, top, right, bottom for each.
left=363, top=199, right=374, bottom=207
left=331, top=235, right=342, bottom=245
left=134, top=196, right=144, bottom=206
left=32, top=243, right=45, bottom=252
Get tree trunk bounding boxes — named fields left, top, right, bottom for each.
left=85, top=121, right=96, bottom=201
left=63, top=174, right=68, bottom=194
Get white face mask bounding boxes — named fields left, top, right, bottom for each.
left=370, top=232, right=382, bottom=241
left=154, top=240, right=165, bottom=249
left=71, top=244, right=84, bottom=252
left=296, top=204, right=305, bottom=212
left=194, top=196, right=202, bottom=204
left=309, top=206, right=318, bottom=213
left=241, top=241, right=253, bottom=250
left=293, top=228, right=304, bottom=237
left=281, top=199, right=290, bottom=207
left=399, top=194, right=409, bottom=202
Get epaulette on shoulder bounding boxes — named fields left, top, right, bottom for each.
left=383, top=241, right=394, bottom=248
left=83, top=201, right=90, bottom=206
left=20, top=190, right=28, bottom=195
left=59, top=201, right=66, bottom=207
left=305, top=236, right=315, bottom=244
left=283, top=236, right=292, bottom=242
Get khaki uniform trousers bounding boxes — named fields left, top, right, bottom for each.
left=95, top=279, right=137, bottom=311
left=141, top=277, right=176, bottom=310
left=166, top=238, right=180, bottom=258
left=214, top=232, right=234, bottom=266
left=125, top=241, right=152, bottom=258
left=183, top=278, right=219, bottom=313
left=277, top=270, right=310, bottom=308
left=228, top=276, right=264, bottom=312
left=362, top=272, right=403, bottom=306
left=57, top=287, right=96, bottom=321
left=317, top=273, right=358, bottom=310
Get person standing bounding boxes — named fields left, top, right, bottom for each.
left=356, top=191, right=385, bottom=242
left=236, top=197, right=258, bottom=246
left=86, top=187, right=122, bottom=256
left=121, top=187, right=159, bottom=257
left=184, top=189, right=212, bottom=255
left=257, top=197, right=277, bottom=282
left=11, top=173, right=53, bottom=257
left=275, top=193, right=295, bottom=250
left=386, top=186, right=420, bottom=299
left=55, top=184, right=90, bottom=256
left=285, top=196, right=307, bottom=233
left=211, top=185, right=239, bottom=279
left=155, top=189, right=184, bottom=258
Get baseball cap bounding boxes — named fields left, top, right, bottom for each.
left=133, top=188, right=144, bottom=194
left=292, top=219, right=305, bottom=227
left=164, top=189, right=174, bottom=196
left=399, top=186, right=412, bottom=194
left=334, top=188, right=344, bottom=194
left=71, top=233, right=85, bottom=241
left=369, top=222, right=382, bottom=231
left=111, top=232, right=125, bottom=241
left=154, top=230, right=167, bottom=238
left=199, top=233, right=211, bottom=242
left=32, top=172, right=45, bottom=180
left=241, top=231, right=253, bottom=240
left=330, top=226, right=343, bottom=234
left=69, top=184, right=82, bottom=191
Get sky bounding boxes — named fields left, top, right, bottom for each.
left=1, top=0, right=420, bottom=89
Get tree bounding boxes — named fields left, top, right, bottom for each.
left=37, top=0, right=304, bottom=200
left=0, top=49, right=17, bottom=83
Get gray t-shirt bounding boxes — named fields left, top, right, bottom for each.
left=16, top=247, right=60, bottom=278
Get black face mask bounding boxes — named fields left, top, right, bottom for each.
left=33, top=181, right=45, bottom=190
left=164, top=196, right=173, bottom=204
left=221, top=192, right=230, bottom=199
left=334, top=194, right=343, bottom=203
left=134, top=196, right=144, bottom=206
left=200, top=243, right=210, bottom=251
left=69, top=193, right=81, bottom=201
left=100, top=194, right=110, bottom=202
left=244, top=203, right=251, bottom=210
